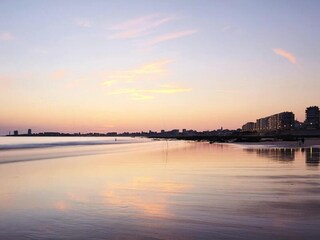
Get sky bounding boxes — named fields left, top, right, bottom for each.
left=0, top=0, right=319, bottom=134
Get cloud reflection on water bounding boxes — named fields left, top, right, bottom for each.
left=54, top=201, right=68, bottom=212
left=101, top=177, right=190, bottom=217
left=1, top=141, right=320, bottom=240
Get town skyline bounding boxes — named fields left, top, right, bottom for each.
left=1, top=1, right=320, bottom=135
left=5, top=104, right=319, bottom=136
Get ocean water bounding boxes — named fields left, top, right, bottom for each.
left=0, top=137, right=319, bottom=240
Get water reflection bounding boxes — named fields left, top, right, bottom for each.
left=101, top=177, right=190, bottom=217
left=306, top=147, right=320, bottom=166
left=54, top=201, right=68, bottom=212
left=1, top=140, right=320, bottom=239
left=245, top=148, right=295, bottom=162
left=245, top=147, right=320, bottom=167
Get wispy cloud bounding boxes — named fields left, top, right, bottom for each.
left=109, top=14, right=174, bottom=39
left=109, top=84, right=191, bottom=100
left=102, top=60, right=171, bottom=85
left=103, top=80, right=117, bottom=86
left=143, top=84, right=192, bottom=94
left=75, top=18, right=92, bottom=28
left=108, top=13, right=197, bottom=49
left=273, top=48, right=297, bottom=64
left=0, top=32, right=14, bottom=41
left=109, top=88, right=136, bottom=95
left=131, top=92, right=154, bottom=100
left=144, top=30, right=197, bottom=47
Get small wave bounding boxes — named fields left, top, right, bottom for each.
left=0, top=139, right=136, bottom=151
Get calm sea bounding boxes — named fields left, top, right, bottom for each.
left=0, top=137, right=319, bottom=240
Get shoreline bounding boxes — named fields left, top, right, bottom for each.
left=156, top=136, right=320, bottom=149
left=230, top=138, right=320, bottom=149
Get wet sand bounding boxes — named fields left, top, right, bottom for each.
left=0, top=137, right=319, bottom=239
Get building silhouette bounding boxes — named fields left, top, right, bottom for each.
left=28, top=129, right=32, bottom=135
left=14, top=130, right=18, bottom=136
left=242, top=122, right=255, bottom=132
left=240, top=106, right=320, bottom=133
left=253, top=112, right=295, bottom=132
left=305, top=106, right=320, bottom=129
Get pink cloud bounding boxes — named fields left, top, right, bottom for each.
left=109, top=14, right=174, bottom=39
left=109, top=85, right=192, bottom=100
left=273, top=48, right=297, bottom=64
left=0, top=32, right=14, bottom=41
left=144, top=30, right=197, bottom=46
left=101, top=59, right=171, bottom=84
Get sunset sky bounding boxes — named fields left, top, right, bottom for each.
left=0, top=0, right=319, bottom=134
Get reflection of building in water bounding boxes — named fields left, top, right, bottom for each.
left=306, top=148, right=320, bottom=166
left=248, top=147, right=320, bottom=166
left=246, top=148, right=296, bottom=161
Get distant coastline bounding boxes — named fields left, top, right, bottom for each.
left=5, top=129, right=320, bottom=143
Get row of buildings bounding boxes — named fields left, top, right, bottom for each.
left=11, top=129, right=32, bottom=136
left=242, top=106, right=320, bottom=132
